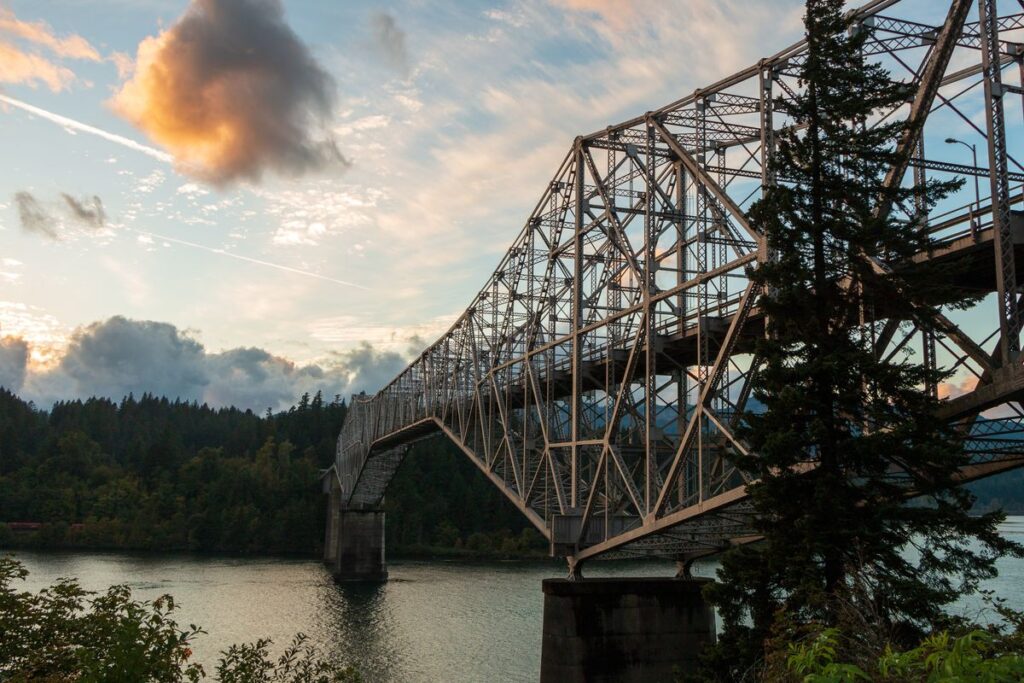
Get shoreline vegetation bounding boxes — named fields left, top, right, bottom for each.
left=0, top=388, right=547, bottom=561
left=0, top=385, right=1019, bottom=562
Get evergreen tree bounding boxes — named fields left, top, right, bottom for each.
left=703, top=0, right=1022, bottom=677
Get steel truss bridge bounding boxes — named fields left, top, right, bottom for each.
left=326, top=0, right=1024, bottom=572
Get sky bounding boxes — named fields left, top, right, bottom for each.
left=3, top=0, right=1013, bottom=415
left=0, top=0, right=815, bottom=411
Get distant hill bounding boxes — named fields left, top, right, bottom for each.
left=969, top=469, right=1024, bottom=516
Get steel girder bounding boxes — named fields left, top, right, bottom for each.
left=331, top=0, right=1024, bottom=566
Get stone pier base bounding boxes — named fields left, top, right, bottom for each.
left=540, top=577, right=715, bottom=683
left=325, top=508, right=387, bottom=582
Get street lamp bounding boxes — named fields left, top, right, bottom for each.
left=945, top=137, right=981, bottom=226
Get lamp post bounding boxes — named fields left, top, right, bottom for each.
left=945, top=137, right=981, bottom=228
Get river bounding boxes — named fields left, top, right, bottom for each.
left=6, top=516, right=1024, bottom=682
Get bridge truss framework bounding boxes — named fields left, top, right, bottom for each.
left=327, top=0, right=1024, bottom=572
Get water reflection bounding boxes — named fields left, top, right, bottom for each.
left=6, top=518, right=1023, bottom=683
left=320, top=581, right=407, bottom=681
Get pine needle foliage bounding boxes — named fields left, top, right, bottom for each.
left=701, top=1, right=1022, bottom=677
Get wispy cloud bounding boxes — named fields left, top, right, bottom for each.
left=12, top=190, right=108, bottom=241
left=548, top=0, right=644, bottom=31
left=60, top=193, right=106, bottom=228
left=343, top=0, right=802, bottom=288
left=0, top=42, right=76, bottom=91
left=0, top=6, right=121, bottom=91
left=14, top=191, right=58, bottom=239
left=0, top=8, right=101, bottom=60
left=370, top=12, right=410, bottom=76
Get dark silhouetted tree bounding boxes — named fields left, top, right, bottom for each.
left=703, top=1, right=1021, bottom=677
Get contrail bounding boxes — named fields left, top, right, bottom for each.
left=1, top=93, right=366, bottom=290
left=134, top=228, right=368, bottom=290
left=0, top=93, right=173, bottom=163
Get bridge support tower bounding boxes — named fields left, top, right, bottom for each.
left=323, top=473, right=387, bottom=582
left=540, top=577, right=716, bottom=683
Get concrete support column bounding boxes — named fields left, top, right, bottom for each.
left=540, top=578, right=716, bottom=683
left=330, top=509, right=387, bottom=582
left=323, top=486, right=340, bottom=564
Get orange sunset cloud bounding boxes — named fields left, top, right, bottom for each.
left=111, top=0, right=345, bottom=185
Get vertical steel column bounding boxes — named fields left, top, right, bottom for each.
left=759, top=64, right=775, bottom=188
left=979, top=0, right=1020, bottom=363
left=695, top=97, right=708, bottom=505
left=571, top=140, right=585, bottom=509
left=675, top=161, right=689, bottom=508
left=644, top=121, right=657, bottom=515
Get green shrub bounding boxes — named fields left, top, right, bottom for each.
left=786, top=627, right=1024, bottom=682
left=0, top=556, right=360, bottom=682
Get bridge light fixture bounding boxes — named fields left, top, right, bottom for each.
left=944, top=137, right=980, bottom=223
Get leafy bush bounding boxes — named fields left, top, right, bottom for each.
left=785, top=627, right=1024, bottom=682
left=0, top=556, right=360, bottom=682
left=215, top=636, right=359, bottom=683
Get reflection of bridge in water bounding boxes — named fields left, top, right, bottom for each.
left=323, top=0, right=1024, bottom=589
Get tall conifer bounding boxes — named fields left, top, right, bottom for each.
left=703, top=0, right=1021, bottom=677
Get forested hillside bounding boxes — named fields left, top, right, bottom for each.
left=0, top=386, right=1018, bottom=557
left=0, top=388, right=541, bottom=557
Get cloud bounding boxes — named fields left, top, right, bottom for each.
left=49, top=317, right=209, bottom=405
left=0, top=7, right=103, bottom=91
left=18, top=316, right=407, bottom=412
left=371, top=12, right=409, bottom=75
left=12, top=191, right=108, bottom=239
left=0, top=258, right=21, bottom=285
left=60, top=194, right=106, bottom=228
left=549, top=0, right=642, bottom=29
left=328, top=343, right=407, bottom=396
left=0, top=301, right=67, bottom=368
left=0, top=337, right=29, bottom=392
left=111, top=0, right=347, bottom=185
left=938, top=375, right=979, bottom=401
left=0, top=42, right=75, bottom=91
left=0, top=8, right=101, bottom=60
left=14, top=191, right=58, bottom=239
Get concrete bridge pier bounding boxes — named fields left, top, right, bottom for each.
left=323, top=475, right=387, bottom=581
left=324, top=507, right=387, bottom=582
left=540, top=577, right=716, bottom=683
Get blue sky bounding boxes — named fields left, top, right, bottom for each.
left=2, top=0, right=1015, bottom=411
left=0, top=0, right=810, bottom=409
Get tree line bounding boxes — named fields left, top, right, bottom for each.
left=0, top=388, right=542, bottom=557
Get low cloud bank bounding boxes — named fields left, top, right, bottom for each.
left=1, top=316, right=407, bottom=413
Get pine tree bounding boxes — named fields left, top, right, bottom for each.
left=702, top=0, right=1022, bottom=677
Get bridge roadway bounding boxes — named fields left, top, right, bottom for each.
left=323, top=0, right=1024, bottom=574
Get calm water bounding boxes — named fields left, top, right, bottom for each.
left=6, top=517, right=1024, bottom=682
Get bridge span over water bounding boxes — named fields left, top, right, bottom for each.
left=323, top=0, right=1024, bottom=578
